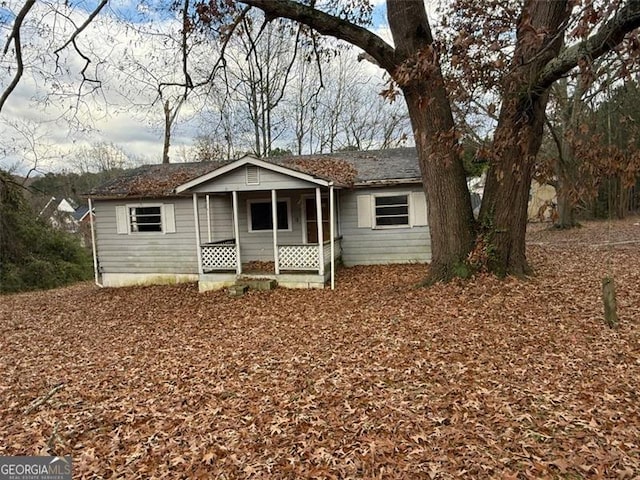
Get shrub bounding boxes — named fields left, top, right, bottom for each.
left=0, top=170, right=93, bottom=293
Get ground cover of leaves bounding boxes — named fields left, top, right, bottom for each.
left=1, top=219, right=639, bottom=479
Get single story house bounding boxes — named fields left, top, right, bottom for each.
left=86, top=148, right=431, bottom=291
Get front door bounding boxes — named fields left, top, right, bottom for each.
left=305, top=197, right=330, bottom=243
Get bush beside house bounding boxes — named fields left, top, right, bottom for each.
left=0, top=170, right=93, bottom=293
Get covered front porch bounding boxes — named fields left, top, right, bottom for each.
left=176, top=157, right=343, bottom=291
left=197, top=233, right=342, bottom=291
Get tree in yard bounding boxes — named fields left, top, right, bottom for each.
left=222, top=15, right=300, bottom=158
left=231, top=0, right=640, bottom=280
left=542, top=76, right=592, bottom=229
left=3, top=0, right=640, bottom=281
left=540, top=75, right=640, bottom=226
left=69, top=141, right=132, bottom=173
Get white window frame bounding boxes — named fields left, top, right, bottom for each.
left=372, top=192, right=411, bottom=229
left=126, top=203, right=165, bottom=234
left=247, top=197, right=292, bottom=233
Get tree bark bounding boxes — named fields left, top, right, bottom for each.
left=387, top=0, right=475, bottom=282
left=556, top=177, right=577, bottom=228
left=480, top=0, right=568, bottom=275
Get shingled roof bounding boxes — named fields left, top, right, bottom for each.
left=88, top=148, right=421, bottom=199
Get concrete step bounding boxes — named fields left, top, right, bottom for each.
left=227, top=284, right=249, bottom=297
left=237, top=278, right=278, bottom=291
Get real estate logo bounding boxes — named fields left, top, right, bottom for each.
left=0, top=456, right=72, bottom=480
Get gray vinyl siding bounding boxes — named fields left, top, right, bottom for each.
left=339, top=186, right=431, bottom=266
left=191, top=166, right=317, bottom=193
left=94, top=197, right=199, bottom=274
left=94, top=184, right=426, bottom=274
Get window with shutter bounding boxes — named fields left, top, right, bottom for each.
left=356, top=195, right=372, bottom=228
left=118, top=204, right=174, bottom=234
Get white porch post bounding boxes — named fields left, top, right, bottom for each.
left=316, top=187, right=324, bottom=275
left=329, top=184, right=335, bottom=290
left=206, top=194, right=212, bottom=242
left=232, top=191, right=242, bottom=274
left=193, top=193, right=203, bottom=275
left=271, top=189, right=280, bottom=274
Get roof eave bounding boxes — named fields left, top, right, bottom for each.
left=353, top=177, right=423, bottom=187
left=87, top=192, right=188, bottom=201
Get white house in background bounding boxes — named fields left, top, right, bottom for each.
left=39, top=197, right=79, bottom=232
left=86, top=148, right=431, bottom=291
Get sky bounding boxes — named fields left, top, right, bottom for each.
left=0, top=1, right=436, bottom=176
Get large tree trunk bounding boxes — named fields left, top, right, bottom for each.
left=555, top=132, right=580, bottom=228
left=481, top=93, right=548, bottom=275
left=556, top=177, right=577, bottom=228
left=480, top=0, right=568, bottom=275
left=553, top=76, right=588, bottom=229
left=388, top=0, right=475, bottom=283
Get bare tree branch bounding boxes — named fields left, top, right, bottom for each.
left=0, top=0, right=37, bottom=114
left=53, top=0, right=109, bottom=88
left=181, top=0, right=193, bottom=92
left=537, top=1, right=640, bottom=91
left=53, top=0, right=109, bottom=57
left=240, top=0, right=397, bottom=73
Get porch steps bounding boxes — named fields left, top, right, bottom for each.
left=228, top=278, right=278, bottom=296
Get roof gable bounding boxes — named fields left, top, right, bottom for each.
left=175, top=156, right=333, bottom=193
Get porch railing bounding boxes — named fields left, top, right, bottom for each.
left=201, top=239, right=237, bottom=271
left=278, top=238, right=342, bottom=271
left=201, top=238, right=342, bottom=273
left=323, top=238, right=342, bottom=264
left=278, top=244, right=319, bottom=270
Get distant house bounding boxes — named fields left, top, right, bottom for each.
left=39, top=197, right=79, bottom=232
left=527, top=180, right=557, bottom=222
left=72, top=205, right=92, bottom=224
left=72, top=205, right=95, bottom=247
left=87, top=148, right=431, bottom=290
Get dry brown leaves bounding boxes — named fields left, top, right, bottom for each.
left=91, top=163, right=223, bottom=198
left=1, top=218, right=640, bottom=479
left=282, top=158, right=358, bottom=186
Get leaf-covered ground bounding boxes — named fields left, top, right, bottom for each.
left=1, top=218, right=639, bottom=479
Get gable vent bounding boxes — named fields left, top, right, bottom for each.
left=246, top=165, right=260, bottom=185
